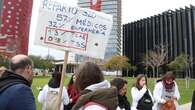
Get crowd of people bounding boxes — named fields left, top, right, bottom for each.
left=0, top=54, right=195, bottom=110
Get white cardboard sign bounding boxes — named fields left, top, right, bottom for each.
left=34, top=0, right=113, bottom=59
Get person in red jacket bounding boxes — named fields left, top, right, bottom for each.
left=65, top=74, right=80, bottom=110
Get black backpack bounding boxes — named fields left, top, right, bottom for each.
left=136, top=90, right=153, bottom=110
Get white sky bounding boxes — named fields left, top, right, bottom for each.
left=28, top=0, right=195, bottom=60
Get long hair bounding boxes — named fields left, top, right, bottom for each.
left=75, top=62, right=104, bottom=91
left=68, top=74, right=75, bottom=86
left=162, top=71, right=175, bottom=81
left=162, top=71, right=175, bottom=90
left=111, top=78, right=127, bottom=92
left=48, top=71, right=61, bottom=88
left=134, top=74, right=147, bottom=90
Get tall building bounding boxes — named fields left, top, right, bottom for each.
left=0, top=0, right=33, bottom=58
left=123, top=5, right=195, bottom=78
left=78, top=0, right=122, bottom=60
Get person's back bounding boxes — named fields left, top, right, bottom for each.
left=72, top=62, right=118, bottom=110
left=0, top=54, right=36, bottom=110
left=38, top=72, right=69, bottom=110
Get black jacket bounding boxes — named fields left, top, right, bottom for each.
left=118, top=95, right=131, bottom=110
left=192, top=90, right=195, bottom=110
left=0, top=70, right=36, bottom=110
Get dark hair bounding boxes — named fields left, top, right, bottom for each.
left=75, top=62, right=104, bottom=91
left=48, top=71, right=61, bottom=88
left=111, top=78, right=127, bottom=91
left=162, top=71, right=175, bottom=81
left=134, top=74, right=147, bottom=90
left=68, top=74, right=76, bottom=86
left=10, top=57, right=32, bottom=71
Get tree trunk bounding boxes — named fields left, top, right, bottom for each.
left=185, top=68, right=189, bottom=89
left=152, top=67, right=155, bottom=78
left=156, top=67, right=159, bottom=78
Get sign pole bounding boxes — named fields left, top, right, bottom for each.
left=57, top=51, right=69, bottom=110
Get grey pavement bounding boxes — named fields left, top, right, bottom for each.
left=180, top=103, right=191, bottom=110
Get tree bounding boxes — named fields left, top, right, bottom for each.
left=167, top=54, right=187, bottom=72
left=143, top=44, right=168, bottom=78
left=29, top=55, right=55, bottom=73
left=168, top=54, right=194, bottom=88
left=0, top=54, right=9, bottom=68
left=104, top=55, right=136, bottom=76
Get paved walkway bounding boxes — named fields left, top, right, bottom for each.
left=180, top=103, right=191, bottom=110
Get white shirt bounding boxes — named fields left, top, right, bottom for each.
left=153, top=81, right=180, bottom=110
left=38, top=85, right=70, bottom=110
left=131, top=86, right=154, bottom=110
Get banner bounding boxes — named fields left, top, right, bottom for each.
left=35, top=0, right=113, bottom=59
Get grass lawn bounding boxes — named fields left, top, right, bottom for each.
left=32, top=76, right=195, bottom=110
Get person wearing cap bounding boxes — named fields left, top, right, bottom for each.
left=38, top=71, right=69, bottom=110
left=153, top=71, right=180, bottom=110
left=0, top=54, right=36, bottom=110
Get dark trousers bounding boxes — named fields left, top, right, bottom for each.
left=192, top=90, right=195, bottom=110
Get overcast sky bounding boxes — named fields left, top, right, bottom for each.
left=28, top=0, right=195, bottom=60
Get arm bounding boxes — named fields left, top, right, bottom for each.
left=63, top=87, right=70, bottom=105
left=192, top=90, right=195, bottom=110
left=37, top=85, right=47, bottom=104
left=173, top=81, right=180, bottom=100
left=131, top=86, right=147, bottom=102
left=148, top=89, right=154, bottom=103
left=7, top=84, right=36, bottom=110
left=71, top=93, right=80, bottom=103
left=153, top=82, right=166, bottom=104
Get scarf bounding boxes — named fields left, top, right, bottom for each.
left=0, top=70, right=31, bottom=94
left=163, top=80, right=175, bottom=92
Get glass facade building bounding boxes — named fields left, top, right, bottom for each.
left=123, top=5, right=195, bottom=78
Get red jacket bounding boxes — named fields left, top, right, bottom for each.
left=67, top=84, right=80, bottom=104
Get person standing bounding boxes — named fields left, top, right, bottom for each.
left=111, top=78, right=130, bottom=110
left=131, top=74, right=153, bottom=110
left=192, top=90, right=195, bottom=110
left=71, top=62, right=118, bottom=110
left=65, top=74, right=80, bottom=109
left=0, top=54, right=36, bottom=110
left=153, top=71, right=180, bottom=110
left=38, top=71, right=69, bottom=110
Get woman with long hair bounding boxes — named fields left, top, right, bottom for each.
left=38, top=71, right=69, bottom=110
left=65, top=74, right=80, bottom=109
left=71, top=62, right=118, bottom=110
left=153, top=71, right=180, bottom=110
left=131, top=74, right=153, bottom=110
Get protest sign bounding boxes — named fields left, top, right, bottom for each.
left=35, top=0, right=113, bottom=59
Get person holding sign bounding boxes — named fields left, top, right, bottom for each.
left=38, top=71, right=69, bottom=110
left=71, top=62, right=118, bottom=110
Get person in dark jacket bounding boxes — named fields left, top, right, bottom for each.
left=111, top=78, right=131, bottom=110
left=192, top=90, right=195, bottom=110
left=0, top=54, right=36, bottom=110
left=71, top=62, right=118, bottom=110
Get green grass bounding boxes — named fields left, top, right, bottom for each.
left=32, top=76, right=195, bottom=110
